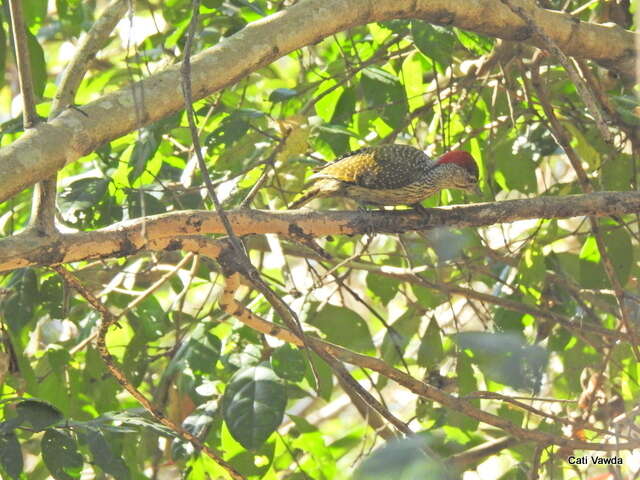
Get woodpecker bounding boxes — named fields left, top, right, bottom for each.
left=289, top=145, right=480, bottom=209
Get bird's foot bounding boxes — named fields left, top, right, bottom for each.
left=411, top=203, right=428, bottom=214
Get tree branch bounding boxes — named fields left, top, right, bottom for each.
left=29, top=0, right=128, bottom=236
left=213, top=265, right=640, bottom=452
left=7, top=0, right=38, bottom=128
left=0, top=0, right=636, bottom=203
left=52, top=0, right=128, bottom=117
left=1, top=191, right=639, bottom=272
left=51, top=264, right=246, bottom=480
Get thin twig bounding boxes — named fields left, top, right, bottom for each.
left=52, top=0, right=128, bottom=116
left=214, top=268, right=640, bottom=452
left=529, top=62, right=640, bottom=360
left=528, top=443, right=547, bottom=480
left=180, top=0, right=245, bottom=258
left=7, top=0, right=38, bottom=127
left=500, top=0, right=612, bottom=143
left=68, top=253, right=195, bottom=356
left=219, top=266, right=420, bottom=440
left=52, top=264, right=246, bottom=480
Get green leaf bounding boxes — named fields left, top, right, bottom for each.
left=612, top=95, right=640, bottom=127
left=23, top=0, right=48, bottom=29
left=83, top=348, right=119, bottom=413
left=331, top=87, right=357, bottom=124
left=129, top=131, right=161, bottom=183
left=380, top=310, right=421, bottom=367
left=58, top=178, right=109, bottom=219
left=42, top=430, right=83, bottom=480
left=172, top=400, right=220, bottom=460
left=269, top=88, right=298, bottom=102
left=304, top=350, right=333, bottom=401
left=85, top=430, right=130, bottom=480
left=290, top=425, right=336, bottom=478
left=40, top=275, right=64, bottom=319
left=122, top=333, right=150, bottom=387
left=184, top=324, right=222, bottom=375
left=228, top=441, right=275, bottom=477
left=15, top=399, right=63, bottom=431
left=223, top=343, right=262, bottom=372
left=454, top=28, right=493, bottom=54
left=56, top=0, right=84, bottom=36
left=127, top=191, right=167, bottom=217
left=0, top=432, right=23, bottom=479
left=205, top=114, right=251, bottom=148
left=579, top=229, right=632, bottom=289
left=366, top=273, right=398, bottom=305
left=517, top=245, right=545, bottom=296
left=92, top=410, right=176, bottom=437
left=1, top=268, right=38, bottom=333
left=130, top=296, right=169, bottom=340
left=417, top=318, right=444, bottom=369
left=25, top=31, right=47, bottom=98
left=360, top=66, right=408, bottom=128
left=601, top=154, right=635, bottom=191
left=307, top=305, right=374, bottom=353
left=271, top=344, right=306, bottom=382
left=411, top=22, right=455, bottom=69
left=222, top=364, right=286, bottom=449
left=401, top=53, right=425, bottom=111
left=453, top=332, right=548, bottom=392
left=316, top=124, right=353, bottom=155
left=492, top=137, right=537, bottom=193
left=455, top=352, right=477, bottom=395
left=314, top=79, right=341, bottom=122
left=354, top=437, right=450, bottom=480
left=203, top=0, right=224, bottom=8
left=563, top=122, right=600, bottom=167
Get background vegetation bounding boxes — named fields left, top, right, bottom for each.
left=0, top=0, right=639, bottom=478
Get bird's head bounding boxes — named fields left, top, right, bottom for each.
left=435, top=150, right=480, bottom=194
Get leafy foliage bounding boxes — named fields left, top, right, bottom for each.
left=0, top=0, right=638, bottom=478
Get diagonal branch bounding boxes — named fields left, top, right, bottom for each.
left=501, top=0, right=611, bottom=142
left=51, top=264, right=246, bottom=480
left=212, top=263, right=640, bottom=452
left=29, top=0, right=129, bottom=235
left=529, top=64, right=640, bottom=359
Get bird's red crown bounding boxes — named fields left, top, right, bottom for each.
left=436, top=150, right=478, bottom=178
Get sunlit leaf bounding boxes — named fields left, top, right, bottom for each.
left=308, top=305, right=374, bottom=353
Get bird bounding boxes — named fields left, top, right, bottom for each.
left=289, top=145, right=480, bottom=209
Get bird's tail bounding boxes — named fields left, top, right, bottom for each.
left=289, top=188, right=320, bottom=209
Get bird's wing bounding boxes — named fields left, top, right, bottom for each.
left=311, top=145, right=434, bottom=189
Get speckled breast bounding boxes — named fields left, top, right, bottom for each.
left=342, top=181, right=438, bottom=206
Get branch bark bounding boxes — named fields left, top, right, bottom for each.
left=0, top=0, right=637, bottom=203
left=0, top=191, right=638, bottom=272
left=215, top=267, right=640, bottom=452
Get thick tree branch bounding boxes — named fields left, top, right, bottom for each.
left=0, top=0, right=636, bottom=203
left=1, top=191, right=638, bottom=272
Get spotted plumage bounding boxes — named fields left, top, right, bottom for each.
left=289, top=145, right=479, bottom=208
